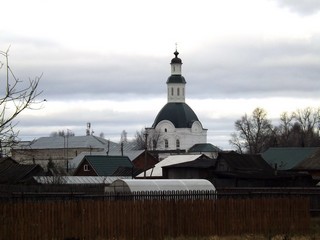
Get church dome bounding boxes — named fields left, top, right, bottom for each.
left=170, top=50, right=182, bottom=64
left=152, top=102, right=200, bottom=128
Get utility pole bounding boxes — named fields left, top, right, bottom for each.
left=144, top=131, right=148, bottom=179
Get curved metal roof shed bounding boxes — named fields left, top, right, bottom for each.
left=106, top=179, right=215, bottom=193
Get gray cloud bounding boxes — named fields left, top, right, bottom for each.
left=271, top=0, right=320, bottom=15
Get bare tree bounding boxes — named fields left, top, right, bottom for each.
left=134, top=128, right=162, bottom=150
left=50, top=130, right=75, bottom=137
left=0, top=48, right=43, bottom=154
left=230, top=108, right=274, bottom=154
left=292, top=107, right=320, bottom=147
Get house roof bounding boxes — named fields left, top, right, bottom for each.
left=136, top=154, right=205, bottom=178
left=0, top=159, right=44, bottom=184
left=219, top=151, right=274, bottom=171
left=162, top=157, right=216, bottom=169
left=14, top=135, right=139, bottom=151
left=79, top=155, right=133, bottom=176
left=294, top=148, right=320, bottom=170
left=261, top=147, right=319, bottom=170
left=69, top=150, right=144, bottom=170
left=188, top=143, right=221, bottom=153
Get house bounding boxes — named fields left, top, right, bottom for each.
left=161, top=151, right=314, bottom=188
left=136, top=154, right=209, bottom=179
left=0, top=157, right=45, bottom=184
left=68, top=150, right=158, bottom=176
left=162, top=157, right=216, bottom=179
left=73, top=155, right=134, bottom=177
left=262, top=147, right=320, bottom=182
left=11, top=135, right=139, bottom=171
left=213, top=151, right=313, bottom=187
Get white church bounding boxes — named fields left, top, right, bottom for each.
left=146, top=49, right=207, bottom=152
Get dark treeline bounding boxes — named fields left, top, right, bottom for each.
left=230, top=107, right=320, bottom=154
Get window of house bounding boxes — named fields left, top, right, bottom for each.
left=84, top=164, right=90, bottom=171
left=176, top=139, right=180, bottom=149
left=164, top=139, right=169, bottom=148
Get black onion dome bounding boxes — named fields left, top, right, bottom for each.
left=170, top=50, right=182, bottom=64
left=152, top=102, right=200, bottom=128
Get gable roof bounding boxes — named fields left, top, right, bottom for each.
left=261, top=147, right=318, bottom=170
left=219, top=151, right=273, bottom=171
left=78, top=155, right=133, bottom=176
left=162, top=157, right=216, bottom=169
left=136, top=154, right=206, bottom=178
left=0, top=160, right=44, bottom=184
left=15, top=135, right=139, bottom=151
left=69, top=150, right=144, bottom=170
left=293, top=148, right=320, bottom=170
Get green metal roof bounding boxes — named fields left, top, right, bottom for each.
left=188, top=143, right=221, bottom=152
left=84, top=155, right=133, bottom=176
left=166, top=75, right=186, bottom=84
left=261, top=147, right=318, bottom=170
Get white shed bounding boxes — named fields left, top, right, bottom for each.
left=105, top=179, right=215, bottom=193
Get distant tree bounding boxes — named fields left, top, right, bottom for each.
left=50, top=130, right=75, bottom=137
left=290, top=107, right=320, bottom=147
left=230, top=106, right=320, bottom=152
left=99, top=132, right=105, bottom=138
left=0, top=48, right=43, bottom=155
left=229, top=108, right=274, bottom=154
left=133, top=128, right=162, bottom=150
left=120, top=130, right=128, bottom=143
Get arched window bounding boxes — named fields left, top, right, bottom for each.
left=164, top=128, right=167, bottom=132
left=171, top=88, right=174, bottom=96
left=176, top=139, right=180, bottom=149
left=177, top=88, right=180, bottom=96
left=164, top=139, right=169, bottom=148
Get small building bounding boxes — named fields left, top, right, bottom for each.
left=262, top=147, right=320, bottom=183
left=0, top=157, right=45, bottom=184
left=73, top=155, right=134, bottom=177
left=106, top=179, right=216, bottom=193
left=136, top=154, right=210, bottom=179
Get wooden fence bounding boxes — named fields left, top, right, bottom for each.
left=0, top=196, right=310, bottom=240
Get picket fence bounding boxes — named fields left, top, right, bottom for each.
left=0, top=194, right=310, bottom=240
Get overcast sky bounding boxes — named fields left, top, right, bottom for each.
left=1, top=0, right=320, bottom=150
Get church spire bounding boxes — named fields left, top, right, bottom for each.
left=167, top=48, right=186, bottom=103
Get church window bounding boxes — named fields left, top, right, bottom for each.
left=165, top=139, right=169, bottom=148
left=164, top=128, right=167, bottom=132
left=171, top=88, right=174, bottom=96
left=176, top=139, right=180, bottom=149
left=182, top=88, right=184, bottom=96
left=177, top=88, right=180, bottom=96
